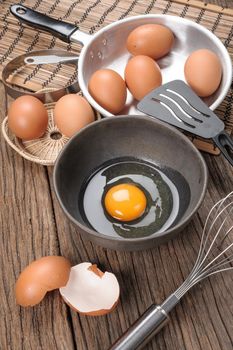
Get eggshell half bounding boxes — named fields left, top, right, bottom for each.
left=15, top=256, right=71, bottom=307
left=60, top=262, right=120, bottom=316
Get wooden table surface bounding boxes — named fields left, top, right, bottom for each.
left=1, top=1, right=233, bottom=349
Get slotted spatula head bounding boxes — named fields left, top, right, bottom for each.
left=137, top=80, right=224, bottom=139
left=137, top=80, right=233, bottom=166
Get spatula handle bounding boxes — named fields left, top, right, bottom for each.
left=213, top=131, right=233, bottom=166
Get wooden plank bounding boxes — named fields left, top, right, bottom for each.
left=0, top=83, right=75, bottom=350
left=174, top=0, right=233, bottom=15
left=1, top=1, right=233, bottom=350
left=46, top=151, right=233, bottom=350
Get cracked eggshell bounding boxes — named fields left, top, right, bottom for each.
left=59, top=262, right=120, bottom=316
left=15, top=256, right=71, bottom=307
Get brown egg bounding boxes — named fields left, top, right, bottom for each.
left=127, top=24, right=174, bottom=60
left=88, top=69, right=127, bottom=114
left=60, top=262, right=120, bottom=316
left=15, top=256, right=71, bottom=307
left=184, top=49, right=222, bottom=97
left=125, top=55, right=162, bottom=101
left=54, top=94, right=95, bottom=138
left=8, top=95, right=48, bottom=140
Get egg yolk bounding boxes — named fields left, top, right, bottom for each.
left=104, top=183, right=147, bottom=222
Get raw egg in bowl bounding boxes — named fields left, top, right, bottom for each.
left=53, top=116, right=207, bottom=251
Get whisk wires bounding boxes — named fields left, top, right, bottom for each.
left=174, top=191, right=233, bottom=300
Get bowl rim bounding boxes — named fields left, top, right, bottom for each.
left=53, top=115, right=208, bottom=244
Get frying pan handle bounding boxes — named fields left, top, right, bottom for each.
left=10, top=4, right=77, bottom=43
left=213, top=130, right=233, bottom=166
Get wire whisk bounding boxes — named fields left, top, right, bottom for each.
left=111, top=192, right=233, bottom=350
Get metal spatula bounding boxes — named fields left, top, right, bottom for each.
left=137, top=80, right=233, bottom=166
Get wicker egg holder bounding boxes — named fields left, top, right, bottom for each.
left=1, top=50, right=102, bottom=166
left=2, top=90, right=101, bottom=166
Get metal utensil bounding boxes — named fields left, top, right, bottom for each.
left=2, top=49, right=80, bottom=103
left=54, top=115, right=208, bottom=250
left=110, top=191, right=233, bottom=349
left=137, top=80, right=233, bottom=166
left=10, top=4, right=232, bottom=116
left=24, top=53, right=79, bottom=65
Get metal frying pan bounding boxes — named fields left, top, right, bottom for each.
left=11, top=4, right=232, bottom=117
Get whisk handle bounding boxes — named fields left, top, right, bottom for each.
left=109, top=304, right=168, bottom=350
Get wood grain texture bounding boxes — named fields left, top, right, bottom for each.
left=0, top=85, right=75, bottom=350
left=1, top=1, right=233, bottom=350
left=212, top=0, right=233, bottom=7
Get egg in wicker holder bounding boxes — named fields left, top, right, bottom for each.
left=2, top=100, right=67, bottom=166
left=1, top=50, right=101, bottom=166
left=2, top=93, right=101, bottom=166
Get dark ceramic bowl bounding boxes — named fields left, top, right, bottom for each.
left=53, top=115, right=208, bottom=250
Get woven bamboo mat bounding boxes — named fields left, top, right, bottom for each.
left=0, top=0, right=233, bottom=154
